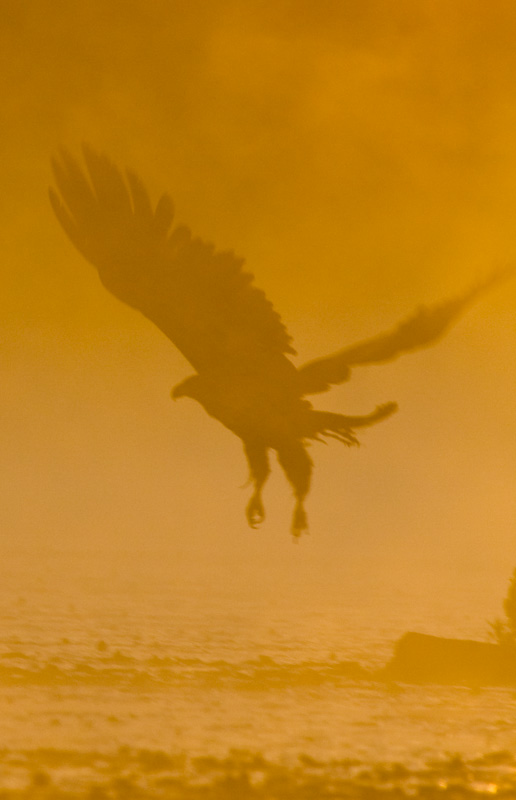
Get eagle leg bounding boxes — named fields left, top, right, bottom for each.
left=277, top=442, right=313, bottom=538
left=243, top=440, right=270, bottom=529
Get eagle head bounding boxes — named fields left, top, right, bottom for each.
left=171, top=375, right=201, bottom=401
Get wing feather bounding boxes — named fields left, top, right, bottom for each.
left=50, top=147, right=296, bottom=372
left=82, top=146, right=133, bottom=216
left=125, top=170, right=154, bottom=221
left=298, top=266, right=515, bottom=395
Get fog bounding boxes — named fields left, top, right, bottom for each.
left=1, top=0, right=515, bottom=577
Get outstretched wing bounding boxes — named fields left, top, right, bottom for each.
left=49, top=146, right=295, bottom=375
left=298, top=266, right=514, bottom=395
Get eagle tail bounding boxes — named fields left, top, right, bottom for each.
left=309, top=402, right=398, bottom=445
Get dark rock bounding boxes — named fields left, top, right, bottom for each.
left=380, top=632, right=516, bottom=687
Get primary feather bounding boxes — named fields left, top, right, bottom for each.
left=50, top=146, right=514, bottom=536
left=50, top=146, right=295, bottom=377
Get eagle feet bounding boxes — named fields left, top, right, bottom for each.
left=246, top=494, right=265, bottom=529
left=291, top=502, right=308, bottom=539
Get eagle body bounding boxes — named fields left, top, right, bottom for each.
left=173, top=373, right=309, bottom=444
left=50, top=147, right=513, bottom=536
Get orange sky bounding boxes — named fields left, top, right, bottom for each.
left=1, top=0, right=515, bottom=573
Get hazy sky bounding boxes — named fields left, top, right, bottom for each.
left=1, top=0, right=515, bottom=572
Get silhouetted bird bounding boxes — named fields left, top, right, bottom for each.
left=49, top=147, right=513, bottom=536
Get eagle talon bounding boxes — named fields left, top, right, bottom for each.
left=291, top=503, right=308, bottom=538
left=246, top=494, right=265, bottom=528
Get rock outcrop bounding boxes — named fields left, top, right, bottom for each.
left=381, top=631, right=516, bottom=687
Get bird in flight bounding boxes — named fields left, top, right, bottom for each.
left=50, top=146, right=513, bottom=536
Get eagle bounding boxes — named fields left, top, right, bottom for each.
left=49, top=147, right=512, bottom=536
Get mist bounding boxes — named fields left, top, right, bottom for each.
left=1, top=0, right=515, bottom=575
left=2, top=6, right=516, bottom=795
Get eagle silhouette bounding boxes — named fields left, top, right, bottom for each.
left=49, top=147, right=512, bottom=536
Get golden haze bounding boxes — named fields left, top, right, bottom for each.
left=1, top=0, right=515, bottom=569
